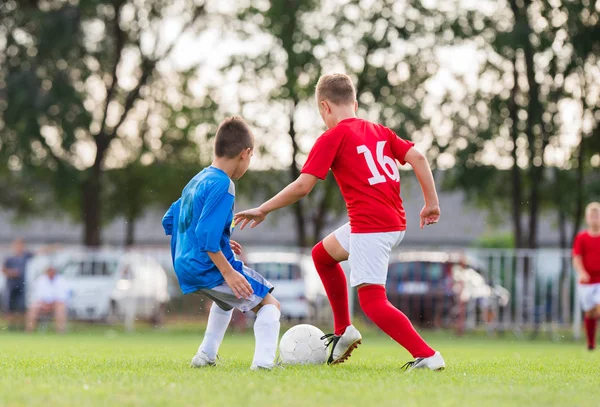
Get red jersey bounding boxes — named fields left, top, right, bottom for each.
left=573, top=231, right=600, bottom=284
left=301, top=118, right=414, bottom=233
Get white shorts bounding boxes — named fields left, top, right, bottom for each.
left=194, top=266, right=274, bottom=313
left=334, top=222, right=405, bottom=287
left=579, top=283, right=600, bottom=312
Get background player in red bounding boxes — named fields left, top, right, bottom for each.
left=235, top=73, right=445, bottom=371
left=573, top=202, right=600, bottom=351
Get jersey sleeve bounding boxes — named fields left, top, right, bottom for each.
left=195, top=182, right=234, bottom=253
left=572, top=233, right=583, bottom=256
left=388, top=129, right=415, bottom=165
left=301, top=129, right=343, bottom=180
left=162, top=199, right=181, bottom=236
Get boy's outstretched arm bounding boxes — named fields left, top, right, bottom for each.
left=235, top=173, right=319, bottom=229
left=404, top=148, right=440, bottom=229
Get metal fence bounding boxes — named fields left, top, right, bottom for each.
left=463, top=248, right=580, bottom=339
left=0, top=246, right=582, bottom=338
left=145, top=247, right=581, bottom=338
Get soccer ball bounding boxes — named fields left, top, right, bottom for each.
left=279, top=324, right=328, bottom=365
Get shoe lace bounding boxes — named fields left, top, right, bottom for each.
left=401, top=357, right=424, bottom=371
left=320, top=333, right=339, bottom=348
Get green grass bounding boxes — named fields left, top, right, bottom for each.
left=0, top=328, right=597, bottom=407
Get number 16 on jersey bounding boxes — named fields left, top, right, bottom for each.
left=357, top=141, right=400, bottom=185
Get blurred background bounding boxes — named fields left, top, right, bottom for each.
left=0, top=0, right=598, bottom=338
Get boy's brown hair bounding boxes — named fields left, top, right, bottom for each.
left=214, top=116, right=254, bottom=158
left=316, top=73, right=356, bottom=105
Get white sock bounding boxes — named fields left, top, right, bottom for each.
left=252, top=304, right=281, bottom=368
left=198, top=302, right=233, bottom=360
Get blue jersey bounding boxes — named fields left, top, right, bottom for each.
left=162, top=166, right=243, bottom=294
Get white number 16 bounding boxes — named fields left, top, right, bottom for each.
left=357, top=141, right=400, bottom=185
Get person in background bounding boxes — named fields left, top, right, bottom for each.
left=2, top=238, right=34, bottom=330
left=25, top=264, right=69, bottom=333
left=573, top=202, right=600, bottom=351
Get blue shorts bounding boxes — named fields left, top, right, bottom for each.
left=194, top=266, right=274, bottom=312
left=3, top=286, right=26, bottom=313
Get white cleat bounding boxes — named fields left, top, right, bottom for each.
left=250, top=364, right=273, bottom=371
left=402, top=351, right=445, bottom=372
left=322, top=325, right=362, bottom=365
left=250, top=363, right=284, bottom=371
left=190, top=351, right=216, bottom=368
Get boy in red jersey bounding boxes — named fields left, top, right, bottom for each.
left=573, top=202, right=600, bottom=350
left=235, top=73, right=444, bottom=371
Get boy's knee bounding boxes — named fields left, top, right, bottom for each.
left=268, top=297, right=281, bottom=311
left=256, top=294, right=280, bottom=312
left=311, top=242, right=323, bottom=259
left=312, top=241, right=336, bottom=266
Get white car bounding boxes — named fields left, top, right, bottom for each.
left=26, top=250, right=170, bottom=324
left=245, top=251, right=328, bottom=320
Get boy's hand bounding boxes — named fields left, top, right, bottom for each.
left=222, top=268, right=254, bottom=299
left=230, top=240, right=243, bottom=255
left=579, top=271, right=591, bottom=284
left=420, top=204, right=440, bottom=229
left=234, top=208, right=267, bottom=230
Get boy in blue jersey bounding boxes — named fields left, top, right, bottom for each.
left=162, top=117, right=281, bottom=370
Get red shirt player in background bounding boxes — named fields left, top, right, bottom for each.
left=573, top=202, right=600, bottom=350
left=235, top=73, right=445, bottom=371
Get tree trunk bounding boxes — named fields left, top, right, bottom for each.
left=82, top=167, right=102, bottom=247
left=522, top=8, right=544, bottom=250
left=288, top=107, right=307, bottom=248
left=509, top=54, right=523, bottom=248
left=82, top=136, right=109, bottom=247
left=555, top=168, right=568, bottom=249
left=125, top=214, right=135, bottom=247
left=571, top=133, right=586, bottom=246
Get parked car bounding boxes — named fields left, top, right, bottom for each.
left=245, top=251, right=328, bottom=321
left=385, top=251, right=509, bottom=329
left=26, top=250, right=170, bottom=325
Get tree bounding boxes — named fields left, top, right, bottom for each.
left=231, top=0, right=444, bottom=247
left=0, top=0, right=209, bottom=246
left=103, top=85, right=221, bottom=246
left=437, top=0, right=600, bottom=248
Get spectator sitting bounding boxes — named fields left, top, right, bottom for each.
left=25, top=265, right=69, bottom=333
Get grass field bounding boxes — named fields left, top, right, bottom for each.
left=0, top=327, right=598, bottom=407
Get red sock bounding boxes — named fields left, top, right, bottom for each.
left=358, top=285, right=435, bottom=358
left=584, top=317, right=597, bottom=349
left=312, top=242, right=351, bottom=336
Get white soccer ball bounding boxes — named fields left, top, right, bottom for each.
left=279, top=324, right=328, bottom=365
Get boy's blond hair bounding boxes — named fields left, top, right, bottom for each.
left=586, top=202, right=600, bottom=216
left=315, top=73, right=356, bottom=105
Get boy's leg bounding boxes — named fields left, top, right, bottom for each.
left=581, top=285, right=600, bottom=350
left=196, top=266, right=279, bottom=369
left=196, top=301, right=233, bottom=361
left=315, top=224, right=363, bottom=365
left=358, top=284, right=434, bottom=358
left=312, top=225, right=351, bottom=336
left=584, top=314, right=597, bottom=350
left=350, top=231, right=439, bottom=366
left=251, top=294, right=281, bottom=369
